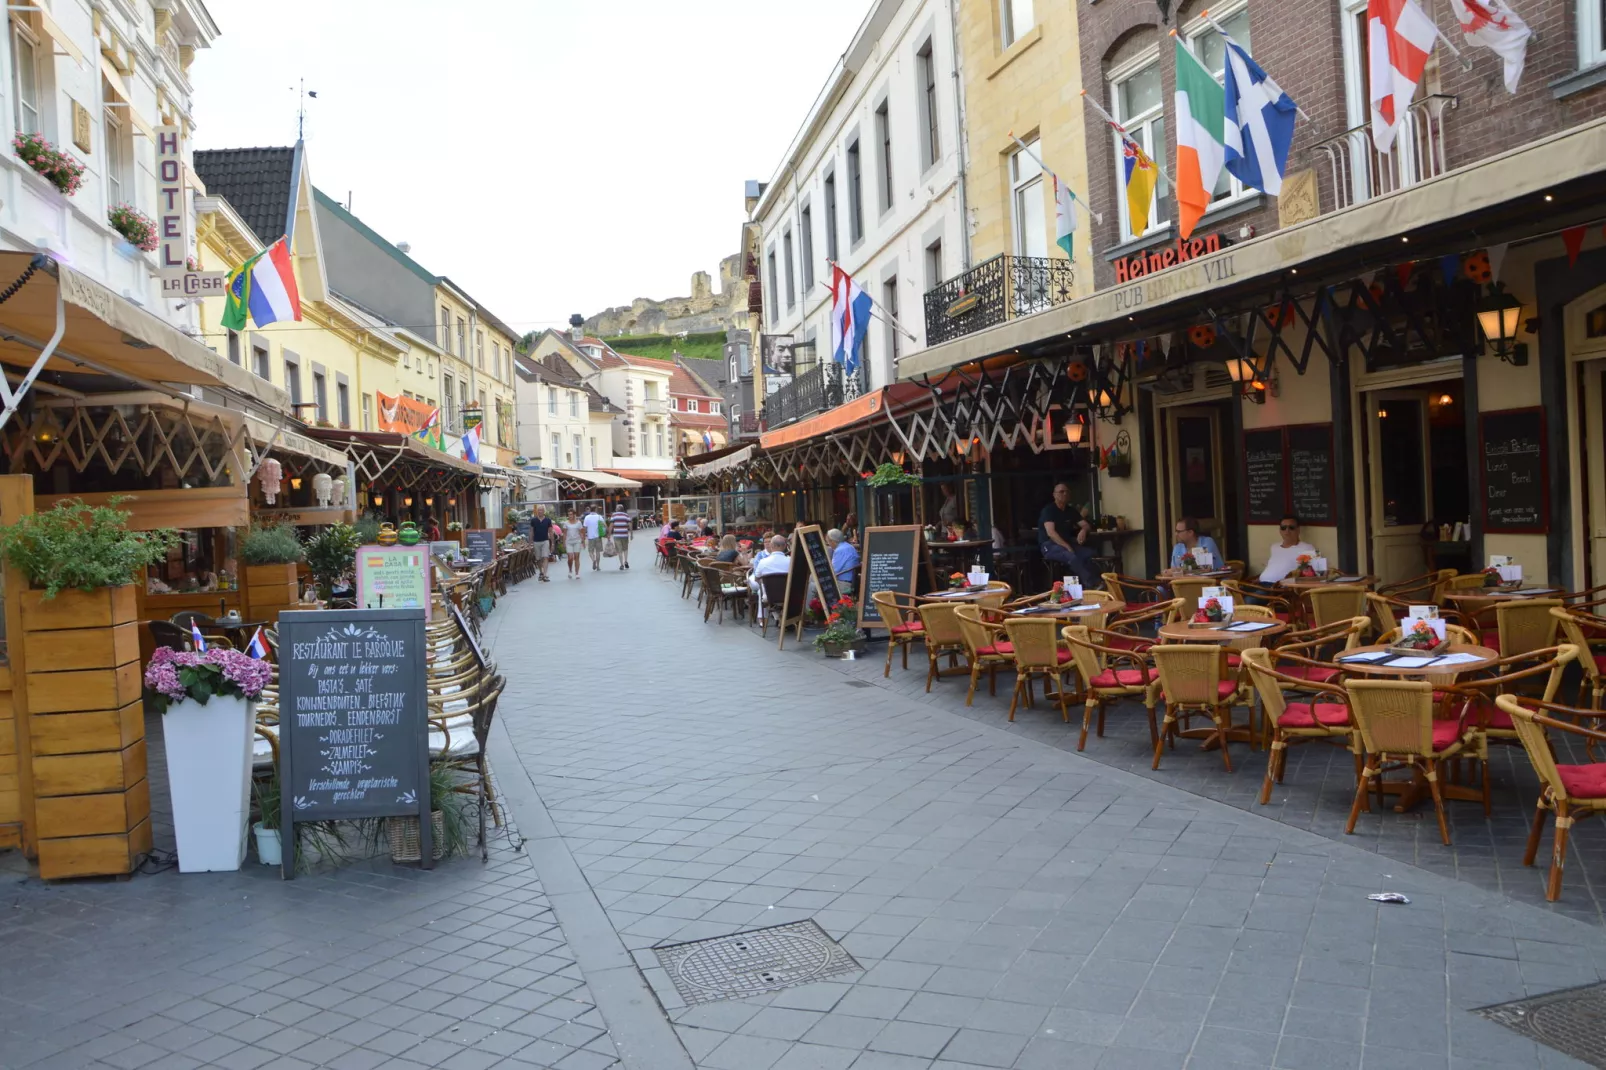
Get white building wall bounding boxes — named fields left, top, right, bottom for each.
left=754, top=0, right=964, bottom=393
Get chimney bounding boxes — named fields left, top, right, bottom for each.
left=568, top=313, right=585, bottom=342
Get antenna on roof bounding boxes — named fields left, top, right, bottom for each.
left=293, top=78, right=318, bottom=141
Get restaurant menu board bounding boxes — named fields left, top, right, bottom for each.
left=1244, top=429, right=1286, bottom=524
left=355, top=546, right=433, bottom=619
left=277, top=608, right=432, bottom=878
left=796, top=524, right=842, bottom=608
left=1287, top=424, right=1335, bottom=525
left=856, top=526, right=922, bottom=629
left=429, top=540, right=461, bottom=563
left=514, top=518, right=532, bottom=540
left=1481, top=407, right=1547, bottom=532
left=463, top=528, right=497, bottom=563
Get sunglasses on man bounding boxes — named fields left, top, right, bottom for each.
left=1279, top=524, right=1299, bottom=531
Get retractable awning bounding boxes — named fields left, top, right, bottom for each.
left=552, top=469, right=643, bottom=490
left=684, top=444, right=754, bottom=480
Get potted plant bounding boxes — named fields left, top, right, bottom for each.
left=866, top=462, right=921, bottom=487
left=813, top=596, right=864, bottom=657
left=0, top=498, right=178, bottom=878
left=253, top=773, right=281, bottom=865
left=305, top=522, right=361, bottom=599
left=1192, top=596, right=1227, bottom=625
left=1293, top=554, right=1320, bottom=579
left=143, top=646, right=273, bottom=871
left=1483, top=565, right=1505, bottom=588
left=107, top=203, right=157, bottom=252
left=948, top=571, right=969, bottom=590
left=240, top=523, right=304, bottom=622
left=1392, top=617, right=1447, bottom=653
left=388, top=764, right=467, bottom=863
left=13, top=132, right=85, bottom=196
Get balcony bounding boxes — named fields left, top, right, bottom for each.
left=922, top=254, right=1077, bottom=348
left=736, top=410, right=762, bottom=437
left=762, top=361, right=867, bottom=429
left=642, top=398, right=668, bottom=416
left=1313, top=95, right=1455, bottom=212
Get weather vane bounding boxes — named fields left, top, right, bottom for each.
left=293, top=78, right=318, bottom=141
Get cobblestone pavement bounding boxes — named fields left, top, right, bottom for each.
left=477, top=536, right=1606, bottom=1070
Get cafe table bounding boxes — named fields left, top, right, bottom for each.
left=1333, top=643, right=1500, bottom=676
left=1156, top=619, right=1288, bottom=643
left=1157, top=567, right=1234, bottom=581
left=1277, top=574, right=1376, bottom=591
left=919, top=586, right=991, bottom=603
left=1442, top=585, right=1565, bottom=616
left=1008, top=602, right=1109, bottom=620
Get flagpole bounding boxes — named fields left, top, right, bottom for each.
left=823, top=264, right=919, bottom=342
left=1197, top=11, right=1313, bottom=121
left=1007, top=132, right=1103, bottom=224
left=1078, top=90, right=1177, bottom=188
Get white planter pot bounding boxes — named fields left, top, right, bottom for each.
left=253, top=823, right=281, bottom=866
left=162, top=694, right=255, bottom=873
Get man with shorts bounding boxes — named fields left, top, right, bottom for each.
left=609, top=503, right=632, bottom=569
left=529, top=505, right=555, bottom=582
left=582, top=505, right=605, bottom=571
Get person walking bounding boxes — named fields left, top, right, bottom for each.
left=529, top=506, right=555, bottom=583
left=609, top=503, right=633, bottom=569
left=563, top=510, right=585, bottom=579
left=582, top=505, right=605, bottom=571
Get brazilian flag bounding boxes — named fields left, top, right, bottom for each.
left=221, top=250, right=265, bottom=331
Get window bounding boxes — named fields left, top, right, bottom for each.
left=226, top=329, right=240, bottom=365
left=875, top=101, right=893, bottom=213
left=711, top=401, right=721, bottom=414
left=767, top=247, right=779, bottom=321
left=572, top=434, right=582, bottom=466
left=884, top=276, right=901, bottom=364
left=925, top=238, right=943, bottom=289
left=550, top=432, right=560, bottom=462
left=1581, top=0, right=1606, bottom=67
left=590, top=436, right=598, bottom=465
left=823, top=171, right=839, bottom=262
left=1010, top=140, right=1048, bottom=257
left=846, top=139, right=864, bottom=242
left=1185, top=8, right=1252, bottom=209
left=547, top=387, right=557, bottom=415
left=252, top=341, right=270, bottom=381
left=284, top=357, right=301, bottom=408
left=917, top=40, right=940, bottom=170
left=688, top=399, right=699, bottom=413
left=656, top=426, right=665, bottom=457
left=783, top=227, right=796, bottom=310
left=475, top=329, right=485, bottom=370
left=1111, top=56, right=1167, bottom=240
left=11, top=23, right=38, bottom=136
left=1001, top=0, right=1035, bottom=47
left=104, top=108, right=126, bottom=207
left=456, top=317, right=466, bottom=357
left=644, top=381, right=658, bottom=400
left=479, top=389, right=488, bottom=427
left=443, top=373, right=456, bottom=425
left=569, top=391, right=579, bottom=417
left=337, top=382, right=350, bottom=427
left=440, top=307, right=451, bottom=349
left=361, top=393, right=372, bottom=431
left=800, top=204, right=815, bottom=293
left=312, top=370, right=327, bottom=423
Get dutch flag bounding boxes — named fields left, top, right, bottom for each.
left=829, top=265, right=873, bottom=379
left=246, top=627, right=270, bottom=660
left=1223, top=40, right=1298, bottom=197
left=461, top=423, right=481, bottom=465
left=190, top=621, right=208, bottom=652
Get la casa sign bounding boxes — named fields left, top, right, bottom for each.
left=1113, top=232, right=1228, bottom=284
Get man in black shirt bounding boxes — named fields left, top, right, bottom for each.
left=1038, top=482, right=1098, bottom=586
left=529, top=506, right=555, bottom=582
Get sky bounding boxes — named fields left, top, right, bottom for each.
left=190, top=0, right=873, bottom=337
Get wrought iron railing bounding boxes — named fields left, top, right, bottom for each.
left=922, top=254, right=1076, bottom=348
left=1312, top=94, right=1456, bottom=213
left=761, top=361, right=868, bottom=429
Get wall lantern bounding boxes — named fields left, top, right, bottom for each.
left=448, top=496, right=457, bottom=507
left=1222, top=358, right=1255, bottom=382
left=890, top=450, right=905, bottom=466
left=403, top=495, right=414, bottom=507
left=1065, top=417, right=1086, bottom=444
left=372, top=492, right=384, bottom=506
left=424, top=495, right=435, bottom=506
left=1477, top=287, right=1528, bottom=365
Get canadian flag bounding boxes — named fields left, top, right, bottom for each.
left=1450, top=0, right=1530, bottom=93
left=1368, top=0, right=1438, bottom=154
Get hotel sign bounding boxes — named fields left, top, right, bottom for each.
left=156, top=126, right=187, bottom=278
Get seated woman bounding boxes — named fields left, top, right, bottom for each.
left=713, top=534, right=748, bottom=566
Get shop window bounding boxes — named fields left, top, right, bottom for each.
left=1010, top=139, right=1047, bottom=258
left=1000, top=0, right=1034, bottom=47
left=1110, top=53, right=1167, bottom=241
left=147, top=528, right=238, bottom=596
left=337, top=382, right=350, bottom=428
left=11, top=21, right=39, bottom=136
left=1184, top=6, right=1253, bottom=210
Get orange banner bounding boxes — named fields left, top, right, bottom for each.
left=376, top=391, right=438, bottom=436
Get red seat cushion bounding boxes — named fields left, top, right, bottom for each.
left=1161, top=680, right=1240, bottom=702
left=889, top=622, right=924, bottom=635
left=1558, top=763, right=1606, bottom=799
left=1225, top=653, right=1242, bottom=668
left=1278, top=702, right=1351, bottom=728
left=1275, top=613, right=1292, bottom=623
left=1091, top=668, right=1150, bottom=688
left=1596, top=653, right=1606, bottom=673
left=976, top=642, right=1015, bottom=657
left=1432, top=719, right=1469, bottom=751
left=1104, top=634, right=1145, bottom=651
left=1483, top=632, right=1500, bottom=655
left=1279, top=664, right=1341, bottom=684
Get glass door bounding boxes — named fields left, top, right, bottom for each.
left=1165, top=407, right=1226, bottom=548
left=1367, top=389, right=1432, bottom=584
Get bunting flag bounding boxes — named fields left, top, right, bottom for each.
left=1123, top=140, right=1160, bottom=235
left=1395, top=262, right=1416, bottom=289
left=1173, top=38, right=1225, bottom=240
left=1563, top=225, right=1587, bottom=266
left=1368, top=0, right=1438, bottom=154
left=1450, top=0, right=1530, bottom=93
left=1486, top=242, right=1509, bottom=282
left=1440, top=255, right=1460, bottom=286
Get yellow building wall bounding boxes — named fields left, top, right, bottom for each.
left=956, top=0, right=1093, bottom=295
left=431, top=285, right=519, bottom=465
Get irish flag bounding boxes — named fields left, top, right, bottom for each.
left=221, top=236, right=302, bottom=330
left=1173, top=38, right=1226, bottom=241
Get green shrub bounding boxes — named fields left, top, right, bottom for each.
left=238, top=524, right=304, bottom=566
left=0, top=497, right=179, bottom=598
left=304, top=523, right=362, bottom=597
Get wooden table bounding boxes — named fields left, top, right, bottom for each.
left=1334, top=643, right=1499, bottom=676
left=1157, top=620, right=1288, bottom=643
left=1277, top=575, right=1375, bottom=591
left=919, top=587, right=990, bottom=603
left=1157, top=568, right=1234, bottom=581
left=1443, top=586, right=1565, bottom=618
left=1008, top=602, right=1109, bottom=620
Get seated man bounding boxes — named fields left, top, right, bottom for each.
left=749, top=535, right=792, bottom=602
left=1038, top=482, right=1098, bottom=587
left=1259, top=514, right=1317, bottom=583
left=1169, top=516, right=1222, bottom=570
left=828, top=528, right=860, bottom=589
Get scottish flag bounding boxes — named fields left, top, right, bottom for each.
left=1223, top=40, right=1297, bottom=197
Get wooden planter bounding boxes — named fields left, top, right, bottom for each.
left=20, top=585, right=150, bottom=879
left=243, top=562, right=300, bottom=624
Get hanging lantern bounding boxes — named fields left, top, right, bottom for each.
left=258, top=458, right=282, bottom=504
left=1187, top=324, right=1217, bottom=349
left=312, top=472, right=333, bottom=507
left=331, top=477, right=348, bottom=509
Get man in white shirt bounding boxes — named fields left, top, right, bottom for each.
left=749, top=536, right=792, bottom=616
left=581, top=507, right=605, bottom=571
left=1258, top=515, right=1318, bottom=583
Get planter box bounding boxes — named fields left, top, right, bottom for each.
left=20, top=585, right=137, bottom=631
left=162, top=694, right=254, bottom=873
left=37, top=820, right=151, bottom=880
left=244, top=562, right=300, bottom=624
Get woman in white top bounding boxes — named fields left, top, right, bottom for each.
left=563, top=512, right=585, bottom=579
left=1258, top=515, right=1318, bottom=583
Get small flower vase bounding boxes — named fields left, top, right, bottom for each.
left=162, top=694, right=255, bottom=873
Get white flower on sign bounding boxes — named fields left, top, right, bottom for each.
left=398, top=790, right=417, bottom=805
left=293, top=796, right=314, bottom=810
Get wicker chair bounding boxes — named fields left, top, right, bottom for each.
left=954, top=605, right=1013, bottom=706
left=1224, top=579, right=1294, bottom=621
left=1001, top=617, right=1077, bottom=722
left=1552, top=607, right=1606, bottom=709
left=1168, top=576, right=1215, bottom=622
left=147, top=620, right=194, bottom=652
left=758, top=572, right=793, bottom=641
left=1377, top=568, right=1456, bottom=603
left=1496, top=695, right=1606, bottom=901
left=1305, top=585, right=1369, bottom=628
left=1224, top=559, right=1246, bottom=580
left=700, top=564, right=748, bottom=623
left=170, top=610, right=214, bottom=629
left=1343, top=678, right=1478, bottom=844
left=1439, top=645, right=1577, bottom=763
left=1101, top=572, right=1166, bottom=613
left=976, top=581, right=1013, bottom=610
left=1107, top=598, right=1184, bottom=644
left=915, top=602, right=968, bottom=692
left=1149, top=644, right=1248, bottom=772
left=872, top=590, right=926, bottom=677
left=1062, top=624, right=1158, bottom=752
left=1483, top=598, right=1562, bottom=657
left=1243, top=648, right=1358, bottom=805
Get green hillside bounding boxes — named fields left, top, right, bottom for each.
left=603, top=332, right=726, bottom=363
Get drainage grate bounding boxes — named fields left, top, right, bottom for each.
left=843, top=680, right=875, bottom=688
left=653, top=920, right=861, bottom=1005
left=1479, top=981, right=1606, bottom=1068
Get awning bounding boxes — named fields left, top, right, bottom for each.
left=244, top=414, right=350, bottom=471
left=552, top=468, right=643, bottom=490
left=684, top=444, right=754, bottom=479
left=0, top=253, right=287, bottom=408
left=760, top=388, right=888, bottom=449
left=898, top=115, right=1606, bottom=379
left=596, top=468, right=675, bottom=483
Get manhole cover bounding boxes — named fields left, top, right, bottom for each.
left=1479, top=981, right=1606, bottom=1067
left=654, top=920, right=861, bottom=1005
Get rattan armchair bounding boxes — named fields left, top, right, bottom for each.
left=1439, top=645, right=1577, bottom=763
left=1107, top=598, right=1183, bottom=643
left=1243, top=648, right=1358, bottom=805
left=1224, top=579, right=1294, bottom=620
left=954, top=604, right=1013, bottom=706
left=1305, top=585, right=1369, bottom=628
left=1149, top=644, right=1249, bottom=772
left=1496, top=695, right=1606, bottom=901
left=1001, top=617, right=1077, bottom=722
left=1168, top=576, right=1214, bottom=621
left=1551, top=607, right=1606, bottom=709
left=1377, top=568, right=1456, bottom=603
left=1343, top=678, right=1477, bottom=845
left=976, top=580, right=1014, bottom=610
left=1061, top=624, right=1158, bottom=752
left=1270, top=617, right=1369, bottom=686
left=1484, top=598, right=1562, bottom=657
left=872, top=590, right=926, bottom=677
left=915, top=602, right=968, bottom=692
left=700, top=564, right=749, bottom=623
left=1101, top=572, right=1167, bottom=613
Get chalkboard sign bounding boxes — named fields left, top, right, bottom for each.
left=463, top=529, right=497, bottom=563
left=514, top=518, right=532, bottom=540
left=1287, top=424, right=1335, bottom=525
left=277, top=608, right=432, bottom=878
left=1244, top=428, right=1286, bottom=523
left=1481, top=407, right=1547, bottom=533
left=856, top=526, right=922, bottom=629
left=776, top=529, right=813, bottom=650
left=797, top=524, right=842, bottom=608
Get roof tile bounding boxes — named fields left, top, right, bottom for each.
left=193, top=147, right=298, bottom=246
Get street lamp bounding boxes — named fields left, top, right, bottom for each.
left=1477, top=287, right=1528, bottom=365
left=1065, top=416, right=1086, bottom=444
